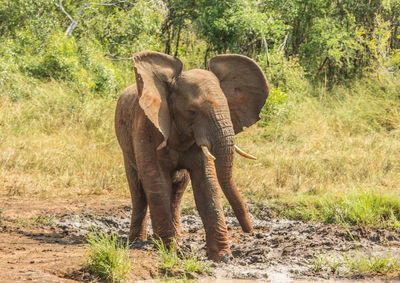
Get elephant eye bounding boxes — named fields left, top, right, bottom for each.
left=187, top=110, right=196, bottom=116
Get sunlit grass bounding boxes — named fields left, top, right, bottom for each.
left=270, top=189, right=400, bottom=229
left=344, top=253, right=400, bottom=275
left=0, top=80, right=126, bottom=198
left=85, top=232, right=132, bottom=283
left=1, top=69, right=400, bottom=229
left=232, top=72, right=400, bottom=228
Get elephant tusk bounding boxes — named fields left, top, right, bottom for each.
left=234, top=145, right=257, bottom=160
left=201, top=145, right=216, bottom=161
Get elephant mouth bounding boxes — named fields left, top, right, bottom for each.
left=200, top=144, right=256, bottom=161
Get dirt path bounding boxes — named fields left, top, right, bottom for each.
left=1, top=197, right=399, bottom=282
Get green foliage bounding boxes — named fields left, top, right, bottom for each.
left=300, top=15, right=359, bottom=78
left=257, top=52, right=308, bottom=92
left=194, top=0, right=284, bottom=54
left=0, top=30, right=123, bottom=97
left=265, top=0, right=400, bottom=80
left=259, top=87, right=290, bottom=125
left=0, top=0, right=58, bottom=38
left=26, top=33, right=82, bottom=81
left=85, top=232, right=132, bottom=283
left=1, top=0, right=399, bottom=82
left=78, top=0, right=165, bottom=56
left=356, top=14, right=400, bottom=72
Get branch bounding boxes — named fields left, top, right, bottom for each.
left=262, top=36, right=270, bottom=67
left=278, top=33, right=289, bottom=53
left=55, top=0, right=88, bottom=35
left=318, top=57, right=329, bottom=71
left=54, top=0, right=74, bottom=22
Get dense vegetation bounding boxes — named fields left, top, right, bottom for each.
left=1, top=0, right=400, bottom=229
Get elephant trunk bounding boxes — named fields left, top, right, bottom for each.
left=207, top=109, right=253, bottom=233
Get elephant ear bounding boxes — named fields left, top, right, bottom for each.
left=134, top=50, right=183, bottom=144
left=209, top=54, right=269, bottom=134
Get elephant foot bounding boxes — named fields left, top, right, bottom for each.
left=130, top=239, right=148, bottom=249
left=208, top=249, right=232, bottom=262
left=129, top=231, right=148, bottom=243
left=220, top=253, right=231, bottom=263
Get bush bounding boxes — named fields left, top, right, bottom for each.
left=17, top=32, right=122, bottom=96
left=259, top=86, right=290, bottom=126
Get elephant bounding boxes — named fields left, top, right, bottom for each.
left=115, top=50, right=269, bottom=261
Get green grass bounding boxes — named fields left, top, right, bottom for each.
left=85, top=232, right=132, bottom=283
left=344, top=253, right=400, bottom=275
left=271, top=189, right=400, bottom=229
left=311, top=251, right=400, bottom=276
left=152, top=238, right=210, bottom=279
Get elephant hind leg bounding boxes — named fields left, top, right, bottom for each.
left=171, top=169, right=190, bottom=241
left=123, top=155, right=148, bottom=242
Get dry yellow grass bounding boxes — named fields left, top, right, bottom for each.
left=0, top=81, right=126, bottom=199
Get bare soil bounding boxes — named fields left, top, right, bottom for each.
left=1, top=197, right=399, bottom=282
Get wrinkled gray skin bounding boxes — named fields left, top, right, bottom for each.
left=115, top=50, right=269, bottom=261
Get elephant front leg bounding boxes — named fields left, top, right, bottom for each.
left=189, top=157, right=230, bottom=261
left=140, top=168, right=177, bottom=245
left=171, top=169, right=190, bottom=241
left=123, top=155, right=148, bottom=242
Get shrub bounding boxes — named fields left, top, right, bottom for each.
left=259, top=86, right=290, bottom=126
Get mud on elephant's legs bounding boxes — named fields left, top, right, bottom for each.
left=189, top=157, right=230, bottom=261
left=123, top=155, right=149, bottom=242
left=171, top=169, right=190, bottom=241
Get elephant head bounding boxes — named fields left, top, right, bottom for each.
left=132, top=50, right=269, bottom=255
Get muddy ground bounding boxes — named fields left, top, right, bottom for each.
left=0, top=197, right=399, bottom=282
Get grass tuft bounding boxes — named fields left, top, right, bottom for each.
left=85, top=232, right=132, bottom=283
left=152, top=238, right=210, bottom=279
left=311, top=251, right=400, bottom=276
left=344, top=253, right=400, bottom=275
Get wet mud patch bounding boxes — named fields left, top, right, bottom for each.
left=52, top=209, right=400, bottom=281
